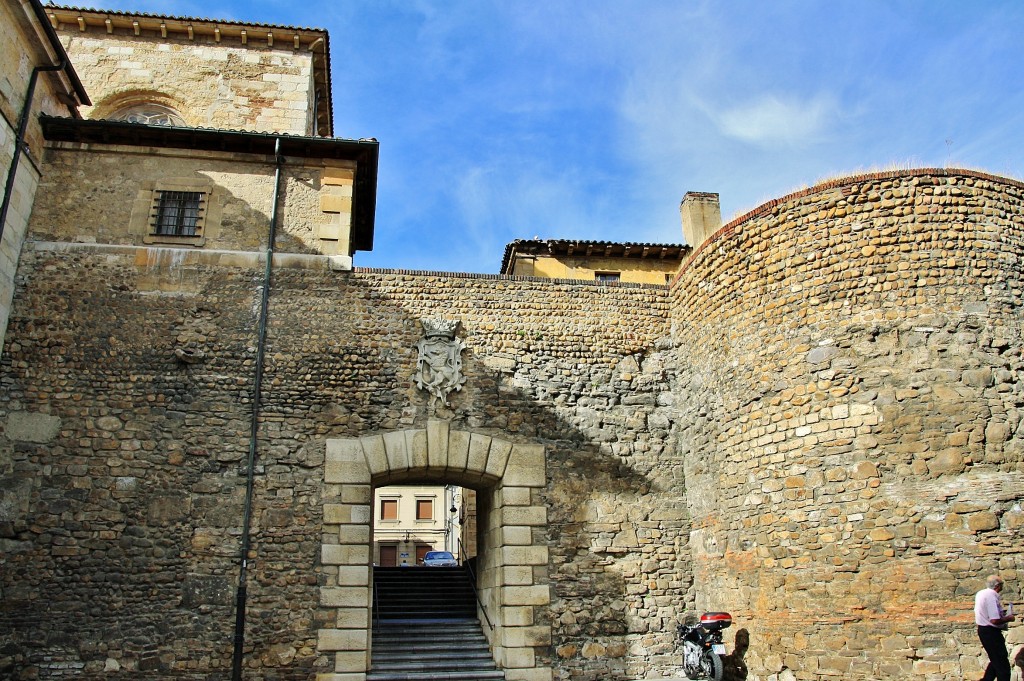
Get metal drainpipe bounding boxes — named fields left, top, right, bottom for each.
left=0, top=58, right=67, bottom=242
left=231, top=138, right=284, bottom=681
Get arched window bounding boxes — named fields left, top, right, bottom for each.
left=109, top=104, right=185, bottom=127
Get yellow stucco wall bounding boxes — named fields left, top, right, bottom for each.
left=510, top=254, right=680, bottom=284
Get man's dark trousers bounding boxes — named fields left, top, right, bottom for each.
left=978, top=625, right=1010, bottom=681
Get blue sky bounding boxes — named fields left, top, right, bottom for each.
left=80, top=1, right=1024, bottom=272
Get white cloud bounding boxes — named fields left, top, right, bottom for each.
left=709, top=94, right=838, bottom=147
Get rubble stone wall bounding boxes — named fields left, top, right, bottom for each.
left=670, top=169, right=1024, bottom=680
left=0, top=245, right=687, bottom=680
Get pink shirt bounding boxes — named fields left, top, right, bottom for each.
left=975, top=587, right=1004, bottom=627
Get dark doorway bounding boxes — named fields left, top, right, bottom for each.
left=379, top=545, right=397, bottom=567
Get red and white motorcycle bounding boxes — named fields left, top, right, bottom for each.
left=678, top=612, right=731, bottom=681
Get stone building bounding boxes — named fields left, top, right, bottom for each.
left=499, top=193, right=721, bottom=284
left=0, top=0, right=88, bottom=357
left=2, top=3, right=1024, bottom=681
left=499, top=239, right=688, bottom=285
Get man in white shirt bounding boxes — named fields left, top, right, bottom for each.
left=975, top=575, right=1015, bottom=681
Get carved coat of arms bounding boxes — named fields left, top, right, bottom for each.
left=414, top=319, right=466, bottom=406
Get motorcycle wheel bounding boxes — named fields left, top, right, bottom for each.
left=682, top=641, right=722, bottom=680
left=706, top=650, right=723, bottom=681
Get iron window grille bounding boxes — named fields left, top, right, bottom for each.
left=152, top=190, right=205, bottom=236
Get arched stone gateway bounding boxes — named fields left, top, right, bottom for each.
left=317, top=419, right=551, bottom=681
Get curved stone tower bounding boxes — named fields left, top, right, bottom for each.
left=671, top=169, right=1024, bottom=679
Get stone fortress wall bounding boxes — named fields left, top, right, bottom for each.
left=4, top=167, right=1023, bottom=680
left=672, top=169, right=1024, bottom=679
left=0, top=236, right=687, bottom=679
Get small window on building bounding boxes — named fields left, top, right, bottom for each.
left=416, top=499, right=433, bottom=520
left=152, top=190, right=205, bottom=237
left=380, top=499, right=398, bottom=520
left=595, top=271, right=620, bottom=283
left=135, top=180, right=216, bottom=247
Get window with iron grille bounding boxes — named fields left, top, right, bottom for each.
left=153, top=190, right=205, bottom=237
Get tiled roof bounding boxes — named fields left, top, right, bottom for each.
left=46, top=3, right=326, bottom=32
left=500, top=238, right=688, bottom=274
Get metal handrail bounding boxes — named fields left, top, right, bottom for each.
left=459, top=539, right=493, bottom=630
left=371, top=565, right=379, bottom=630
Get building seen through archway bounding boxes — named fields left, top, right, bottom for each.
left=372, top=484, right=477, bottom=567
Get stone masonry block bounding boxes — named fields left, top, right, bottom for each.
left=502, top=525, right=533, bottom=546
left=319, top=220, right=342, bottom=240
left=350, top=505, right=371, bottom=524
left=427, top=419, right=450, bottom=471
left=322, top=166, right=355, bottom=185
left=335, top=608, right=370, bottom=630
left=328, top=438, right=367, bottom=463
left=503, top=444, right=546, bottom=487
left=383, top=430, right=410, bottom=473
left=499, top=646, right=536, bottom=669
left=322, top=544, right=369, bottom=566
left=332, top=651, right=369, bottom=673
left=323, top=504, right=352, bottom=524
left=501, top=566, right=535, bottom=586
left=501, top=506, right=547, bottom=527
left=407, top=429, right=427, bottom=470
left=447, top=430, right=471, bottom=474
left=335, top=565, right=369, bottom=586
left=468, top=433, right=493, bottom=477
left=317, top=674, right=366, bottom=681
left=320, top=194, right=352, bottom=214
left=317, top=628, right=367, bottom=651
left=502, top=585, right=550, bottom=606
left=500, top=626, right=551, bottom=649
left=341, top=485, right=372, bottom=504
left=499, top=486, right=533, bottom=506
left=486, top=438, right=513, bottom=480
left=337, top=525, right=370, bottom=545
left=320, top=586, right=370, bottom=609
left=501, top=546, right=549, bottom=567
left=325, top=460, right=370, bottom=485
left=359, top=436, right=388, bottom=478
left=501, top=605, right=535, bottom=626
left=5, top=411, right=62, bottom=443
left=504, top=668, right=553, bottom=681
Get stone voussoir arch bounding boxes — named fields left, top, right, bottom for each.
left=317, top=419, right=552, bottom=681
left=90, top=89, right=191, bottom=126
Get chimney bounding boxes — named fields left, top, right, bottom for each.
left=680, top=192, right=721, bottom=248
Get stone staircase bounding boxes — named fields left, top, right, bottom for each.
left=369, top=566, right=504, bottom=681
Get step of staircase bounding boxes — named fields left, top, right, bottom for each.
left=369, top=568, right=504, bottom=681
